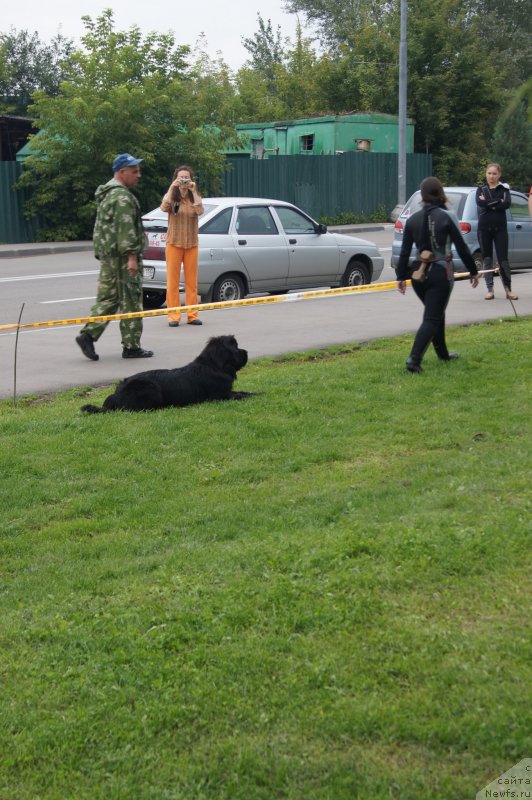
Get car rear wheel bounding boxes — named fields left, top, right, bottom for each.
left=143, top=290, right=166, bottom=309
left=341, top=260, right=370, bottom=286
left=211, top=274, right=246, bottom=303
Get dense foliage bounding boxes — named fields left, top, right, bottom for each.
left=281, top=0, right=531, bottom=182
left=15, top=12, right=241, bottom=239
left=0, top=29, right=74, bottom=113
left=2, top=1, right=530, bottom=238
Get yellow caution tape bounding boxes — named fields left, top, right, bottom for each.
left=0, top=271, right=484, bottom=333
left=0, top=280, right=399, bottom=331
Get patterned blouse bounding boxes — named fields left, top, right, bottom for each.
left=161, top=194, right=204, bottom=249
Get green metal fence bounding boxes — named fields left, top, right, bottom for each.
left=0, top=161, right=39, bottom=244
left=0, top=152, right=432, bottom=243
left=223, top=152, right=432, bottom=220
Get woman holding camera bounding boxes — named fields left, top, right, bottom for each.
left=161, top=165, right=204, bottom=326
left=476, top=163, right=517, bottom=301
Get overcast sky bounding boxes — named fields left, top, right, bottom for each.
left=1, top=0, right=305, bottom=72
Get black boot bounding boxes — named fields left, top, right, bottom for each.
left=122, top=347, right=154, bottom=359
left=76, top=332, right=99, bottom=361
left=406, top=356, right=422, bottom=373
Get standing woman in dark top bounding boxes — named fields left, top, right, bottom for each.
left=396, top=177, right=479, bottom=373
left=476, top=163, right=517, bottom=301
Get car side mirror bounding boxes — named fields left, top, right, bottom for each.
left=316, top=223, right=328, bottom=234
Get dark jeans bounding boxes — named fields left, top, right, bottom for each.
left=410, top=265, right=454, bottom=364
left=477, top=225, right=511, bottom=291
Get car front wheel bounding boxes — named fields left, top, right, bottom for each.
left=341, top=260, right=370, bottom=287
left=211, top=274, right=246, bottom=303
left=143, top=290, right=166, bottom=309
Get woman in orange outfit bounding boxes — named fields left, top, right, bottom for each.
left=161, top=165, right=204, bottom=326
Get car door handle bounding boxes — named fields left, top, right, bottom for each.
left=515, top=224, right=522, bottom=230
left=289, top=238, right=297, bottom=244
left=238, top=239, right=247, bottom=245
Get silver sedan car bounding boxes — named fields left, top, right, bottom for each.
left=141, top=197, right=384, bottom=307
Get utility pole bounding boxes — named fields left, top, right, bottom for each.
left=398, top=0, right=407, bottom=208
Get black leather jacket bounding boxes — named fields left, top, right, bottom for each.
left=476, top=183, right=510, bottom=230
left=396, top=204, right=478, bottom=280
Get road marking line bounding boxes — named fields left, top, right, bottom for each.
left=39, top=297, right=96, bottom=304
left=0, top=270, right=98, bottom=283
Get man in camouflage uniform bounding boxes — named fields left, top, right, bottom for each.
left=76, top=153, right=153, bottom=361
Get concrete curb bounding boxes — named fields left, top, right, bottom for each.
left=0, top=242, right=93, bottom=259
left=0, top=223, right=394, bottom=258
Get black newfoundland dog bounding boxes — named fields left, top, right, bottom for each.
left=81, top=335, right=251, bottom=413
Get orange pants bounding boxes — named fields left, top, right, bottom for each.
left=165, top=244, right=199, bottom=322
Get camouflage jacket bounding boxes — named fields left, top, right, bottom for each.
left=93, top=178, right=147, bottom=259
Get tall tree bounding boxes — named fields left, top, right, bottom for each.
left=237, top=19, right=322, bottom=120
left=0, top=29, right=74, bottom=112
left=405, top=0, right=503, bottom=182
left=17, top=11, right=240, bottom=239
left=275, top=26, right=322, bottom=116
left=241, top=15, right=286, bottom=93
left=490, top=101, right=532, bottom=190
left=283, top=0, right=384, bottom=50
left=464, top=0, right=531, bottom=87
left=281, top=0, right=506, bottom=182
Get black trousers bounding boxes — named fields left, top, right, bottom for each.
left=477, top=225, right=512, bottom=290
left=410, top=265, right=453, bottom=363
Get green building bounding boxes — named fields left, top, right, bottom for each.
left=230, top=112, right=415, bottom=159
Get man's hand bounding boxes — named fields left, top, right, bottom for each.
left=127, top=254, right=138, bottom=276
left=397, top=280, right=407, bottom=295
left=470, top=275, right=479, bottom=288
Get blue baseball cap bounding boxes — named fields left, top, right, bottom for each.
left=112, top=153, right=143, bottom=171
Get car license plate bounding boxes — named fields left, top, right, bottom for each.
left=143, top=267, right=155, bottom=279
left=148, top=232, right=166, bottom=247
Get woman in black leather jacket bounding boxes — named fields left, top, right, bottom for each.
left=396, top=177, right=479, bottom=373
left=476, top=163, right=517, bottom=300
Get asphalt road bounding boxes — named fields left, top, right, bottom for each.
left=1, top=226, right=530, bottom=400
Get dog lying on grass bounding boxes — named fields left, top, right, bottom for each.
left=81, top=334, right=252, bottom=413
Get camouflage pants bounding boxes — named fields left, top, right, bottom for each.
left=81, top=255, right=143, bottom=349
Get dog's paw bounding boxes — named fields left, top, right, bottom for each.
left=80, top=404, right=106, bottom=413
left=230, top=391, right=256, bottom=400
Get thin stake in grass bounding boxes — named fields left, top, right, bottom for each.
left=13, top=302, right=25, bottom=407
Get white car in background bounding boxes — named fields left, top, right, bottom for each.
left=141, top=197, right=385, bottom=307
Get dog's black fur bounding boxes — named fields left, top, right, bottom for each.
left=81, top=335, right=251, bottom=413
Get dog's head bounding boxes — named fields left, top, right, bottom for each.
left=201, top=335, right=248, bottom=373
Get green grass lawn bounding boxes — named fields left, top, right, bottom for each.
left=1, top=318, right=530, bottom=800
